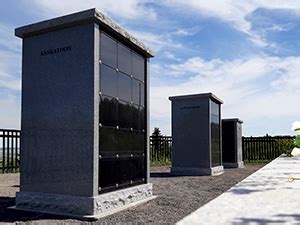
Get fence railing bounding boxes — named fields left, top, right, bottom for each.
left=149, top=136, right=172, bottom=163
left=242, top=135, right=295, bottom=161
left=0, top=131, right=295, bottom=172
left=149, top=135, right=296, bottom=163
left=0, top=129, right=20, bottom=173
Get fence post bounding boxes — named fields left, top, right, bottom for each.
left=0, top=129, right=21, bottom=173
left=149, top=135, right=172, bottom=163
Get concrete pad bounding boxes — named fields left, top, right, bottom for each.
left=178, top=155, right=300, bottom=225
left=171, top=165, right=224, bottom=176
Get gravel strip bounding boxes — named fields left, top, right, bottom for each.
left=0, top=164, right=265, bottom=224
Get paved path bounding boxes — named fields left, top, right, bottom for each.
left=0, top=164, right=265, bottom=224
left=178, top=156, right=300, bottom=225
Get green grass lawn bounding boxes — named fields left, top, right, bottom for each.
left=0, top=155, right=20, bottom=173
left=151, top=160, right=171, bottom=167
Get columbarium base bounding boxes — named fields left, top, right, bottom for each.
left=14, top=184, right=153, bottom=219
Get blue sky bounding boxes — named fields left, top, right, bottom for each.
left=1, top=0, right=300, bottom=136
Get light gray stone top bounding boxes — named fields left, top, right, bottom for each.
left=15, top=8, right=154, bottom=58
left=169, top=93, right=223, bottom=104
left=178, top=155, right=300, bottom=225
left=222, top=118, right=243, bottom=123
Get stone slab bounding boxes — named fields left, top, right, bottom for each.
left=15, top=183, right=153, bottom=217
left=171, top=165, right=224, bottom=176
left=169, top=92, right=223, bottom=104
left=210, top=165, right=224, bottom=176
left=178, top=155, right=300, bottom=224
left=222, top=118, right=244, bottom=123
left=15, top=8, right=154, bottom=57
left=223, top=161, right=244, bottom=168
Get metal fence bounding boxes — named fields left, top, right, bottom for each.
left=0, top=130, right=295, bottom=173
left=149, top=135, right=296, bottom=163
left=149, top=136, right=172, bottom=162
left=0, top=129, right=20, bottom=173
left=242, top=135, right=295, bottom=161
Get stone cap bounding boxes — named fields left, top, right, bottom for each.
left=169, top=93, right=223, bottom=104
left=222, top=118, right=244, bottom=123
left=15, top=8, right=154, bottom=58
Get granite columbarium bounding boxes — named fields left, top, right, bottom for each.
left=222, top=118, right=244, bottom=168
left=14, top=8, right=154, bottom=218
left=169, top=93, right=224, bottom=176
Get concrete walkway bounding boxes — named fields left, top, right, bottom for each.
left=178, top=156, right=300, bottom=225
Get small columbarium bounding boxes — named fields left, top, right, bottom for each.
left=169, top=93, right=224, bottom=176
left=14, top=8, right=154, bottom=218
left=222, top=119, right=244, bottom=168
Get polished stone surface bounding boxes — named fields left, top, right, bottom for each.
left=19, top=23, right=97, bottom=196
left=169, top=93, right=223, bottom=176
left=222, top=118, right=244, bottom=168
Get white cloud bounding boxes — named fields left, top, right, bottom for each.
left=0, top=23, right=21, bottom=91
left=162, top=0, right=300, bottom=47
left=129, top=30, right=182, bottom=52
left=20, top=0, right=300, bottom=51
left=0, top=79, right=20, bottom=91
left=171, top=26, right=203, bottom=37
left=150, top=55, right=300, bottom=136
left=162, top=51, right=179, bottom=60
left=267, top=23, right=295, bottom=32
left=24, top=1, right=185, bottom=54
left=0, top=23, right=21, bottom=53
left=0, top=23, right=22, bottom=129
left=28, top=0, right=157, bottom=21
left=0, top=55, right=21, bottom=91
left=0, top=94, right=20, bottom=129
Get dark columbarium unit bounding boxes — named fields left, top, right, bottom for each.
left=169, top=93, right=224, bottom=176
left=98, top=22, right=148, bottom=194
left=222, top=119, right=244, bottom=168
left=14, top=8, right=154, bottom=218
